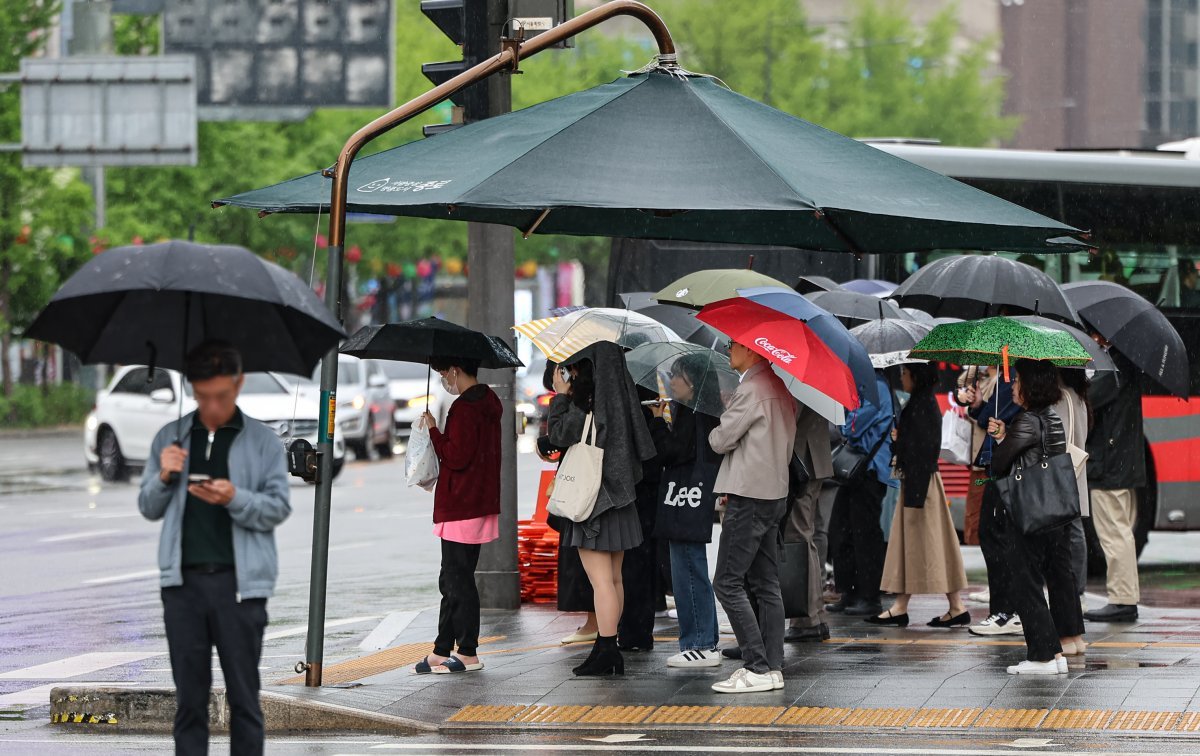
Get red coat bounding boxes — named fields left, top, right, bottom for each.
left=429, top=384, right=503, bottom=523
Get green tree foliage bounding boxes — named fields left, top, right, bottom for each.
left=0, top=0, right=96, bottom=396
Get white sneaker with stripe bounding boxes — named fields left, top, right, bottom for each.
left=667, top=648, right=722, bottom=668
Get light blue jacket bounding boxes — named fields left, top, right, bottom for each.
left=138, top=411, right=291, bottom=599
left=841, top=374, right=899, bottom=488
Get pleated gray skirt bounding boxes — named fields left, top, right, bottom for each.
left=564, top=502, right=643, bottom=553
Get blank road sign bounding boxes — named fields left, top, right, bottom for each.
left=20, top=56, right=198, bottom=168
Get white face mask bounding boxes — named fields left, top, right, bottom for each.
left=441, top=369, right=460, bottom=396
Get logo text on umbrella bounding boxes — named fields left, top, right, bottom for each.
left=754, top=337, right=795, bottom=364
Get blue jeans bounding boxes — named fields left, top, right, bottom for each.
left=669, top=540, right=719, bottom=653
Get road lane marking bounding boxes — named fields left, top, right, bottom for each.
left=359, top=611, right=420, bottom=651
left=38, top=529, right=122, bottom=543
left=263, top=616, right=379, bottom=641
left=368, top=746, right=1181, bottom=755
left=81, top=569, right=159, bottom=585
left=0, top=681, right=138, bottom=707
left=0, top=652, right=163, bottom=680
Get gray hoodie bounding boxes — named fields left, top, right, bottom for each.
left=138, top=411, right=291, bottom=599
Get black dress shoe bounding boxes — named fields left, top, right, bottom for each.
left=825, top=599, right=850, bottom=614
left=1083, top=604, right=1138, bottom=622
left=864, top=611, right=909, bottom=627
left=721, top=646, right=742, bottom=660
left=843, top=599, right=884, bottom=617
left=928, top=611, right=971, bottom=628
left=785, top=623, right=830, bottom=643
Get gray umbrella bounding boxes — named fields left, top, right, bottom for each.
left=807, top=290, right=910, bottom=323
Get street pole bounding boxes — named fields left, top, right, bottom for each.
left=299, top=0, right=675, bottom=686
left=67, top=0, right=113, bottom=232
left=466, top=0, right=520, bottom=610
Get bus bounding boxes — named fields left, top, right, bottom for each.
left=869, top=141, right=1200, bottom=572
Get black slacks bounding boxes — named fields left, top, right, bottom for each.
left=618, top=534, right=659, bottom=648
left=435, top=539, right=482, bottom=658
left=1005, top=519, right=1086, bottom=662
left=979, top=482, right=1015, bottom=617
left=829, top=477, right=886, bottom=603
left=162, top=570, right=267, bottom=756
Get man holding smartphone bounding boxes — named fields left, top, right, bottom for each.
left=139, top=341, right=291, bottom=756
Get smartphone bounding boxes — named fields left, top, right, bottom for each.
left=187, top=474, right=212, bottom=483
left=557, top=366, right=573, bottom=384
left=640, top=399, right=666, bottom=406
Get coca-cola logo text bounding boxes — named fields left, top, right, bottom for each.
left=754, top=336, right=795, bottom=364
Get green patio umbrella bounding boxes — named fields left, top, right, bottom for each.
left=655, top=269, right=789, bottom=309
left=908, top=317, right=1093, bottom=369
left=214, top=71, right=1086, bottom=255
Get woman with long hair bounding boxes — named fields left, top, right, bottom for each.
left=988, top=359, right=1085, bottom=675
left=546, top=342, right=657, bottom=676
left=869, top=363, right=969, bottom=628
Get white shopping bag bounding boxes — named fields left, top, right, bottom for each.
left=546, top=412, right=605, bottom=522
left=939, top=397, right=974, bottom=466
left=405, top=420, right=440, bottom=491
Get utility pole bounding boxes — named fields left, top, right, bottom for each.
left=464, top=0, right=520, bottom=610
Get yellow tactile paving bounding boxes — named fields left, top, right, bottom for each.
left=576, top=705, right=655, bottom=724
left=274, top=636, right=504, bottom=685
left=446, top=705, right=526, bottom=723
left=510, top=705, right=591, bottom=724
left=972, top=708, right=1049, bottom=729
left=711, top=706, right=787, bottom=725
left=1175, top=712, right=1200, bottom=732
left=841, top=708, right=916, bottom=727
left=908, top=708, right=983, bottom=728
left=643, top=706, right=722, bottom=724
left=775, top=707, right=853, bottom=726
left=1105, top=710, right=1182, bottom=731
left=1040, top=709, right=1114, bottom=730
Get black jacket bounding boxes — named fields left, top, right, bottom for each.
left=892, top=387, right=942, bottom=509
left=991, top=407, right=1067, bottom=478
left=1086, top=350, right=1146, bottom=489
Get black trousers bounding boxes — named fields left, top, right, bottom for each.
left=162, top=570, right=267, bottom=756
left=618, top=535, right=658, bottom=648
left=829, top=477, right=886, bottom=603
left=1008, top=521, right=1085, bottom=662
left=434, top=539, right=482, bottom=657
left=979, top=483, right=1015, bottom=617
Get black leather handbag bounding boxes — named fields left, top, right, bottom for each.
left=993, top=415, right=1081, bottom=536
left=830, top=384, right=898, bottom=486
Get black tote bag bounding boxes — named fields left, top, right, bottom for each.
left=653, top=421, right=721, bottom=543
left=993, top=415, right=1081, bottom=536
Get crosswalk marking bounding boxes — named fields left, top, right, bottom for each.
left=81, top=569, right=159, bottom=585
left=0, top=652, right=162, bottom=680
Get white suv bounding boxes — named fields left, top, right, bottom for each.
left=84, top=366, right=345, bottom=482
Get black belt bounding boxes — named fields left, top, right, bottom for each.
left=183, top=563, right=234, bottom=574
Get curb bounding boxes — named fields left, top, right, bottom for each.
left=48, top=686, right=435, bottom=734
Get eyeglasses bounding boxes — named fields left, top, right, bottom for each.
left=724, top=340, right=735, bottom=351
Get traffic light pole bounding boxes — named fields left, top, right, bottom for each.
left=302, top=0, right=675, bottom=686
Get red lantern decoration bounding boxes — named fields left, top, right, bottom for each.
left=315, top=233, right=329, bottom=249
left=416, top=259, right=433, bottom=278
left=386, top=262, right=402, bottom=278
left=346, top=245, right=362, bottom=264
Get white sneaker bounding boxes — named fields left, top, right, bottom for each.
left=1007, top=659, right=1063, bottom=675
left=711, top=667, right=775, bottom=693
left=969, top=614, right=1023, bottom=636
left=667, top=608, right=679, bottom=620
left=967, top=589, right=991, bottom=604
left=770, top=670, right=784, bottom=690
left=1056, top=656, right=1068, bottom=674
left=667, top=649, right=722, bottom=668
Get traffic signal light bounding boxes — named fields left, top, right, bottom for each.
left=420, top=0, right=490, bottom=134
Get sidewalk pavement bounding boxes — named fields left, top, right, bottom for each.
left=60, top=594, right=1200, bottom=737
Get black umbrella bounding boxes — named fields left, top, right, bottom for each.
left=618, top=292, right=726, bottom=353
left=1010, top=315, right=1116, bottom=373
left=25, top=240, right=345, bottom=374
left=794, top=275, right=840, bottom=295
left=807, top=290, right=909, bottom=323
left=891, top=255, right=1080, bottom=325
left=1062, top=281, right=1188, bottom=397
left=341, top=318, right=523, bottom=369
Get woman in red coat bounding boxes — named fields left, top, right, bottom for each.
left=412, top=357, right=502, bottom=675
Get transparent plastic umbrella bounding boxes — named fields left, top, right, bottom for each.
left=623, top=342, right=738, bottom=418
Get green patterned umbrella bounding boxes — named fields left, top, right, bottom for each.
left=909, top=316, right=1092, bottom=368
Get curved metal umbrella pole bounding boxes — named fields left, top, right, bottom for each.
left=301, top=1, right=676, bottom=687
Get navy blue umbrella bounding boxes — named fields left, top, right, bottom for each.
left=736, top=286, right=879, bottom=405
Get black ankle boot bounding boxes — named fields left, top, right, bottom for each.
left=573, top=635, right=624, bottom=676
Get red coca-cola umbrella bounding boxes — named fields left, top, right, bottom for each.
left=696, top=297, right=859, bottom=410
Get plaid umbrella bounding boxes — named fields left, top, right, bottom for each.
left=909, top=316, right=1092, bottom=368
